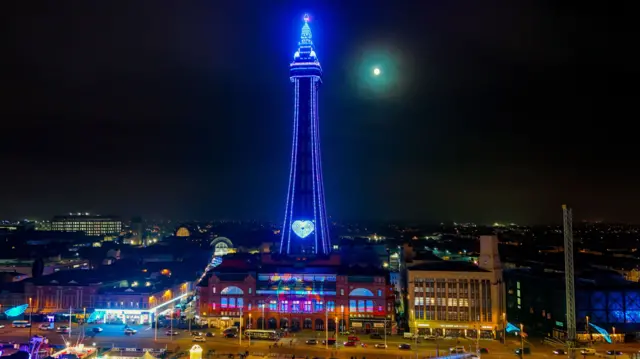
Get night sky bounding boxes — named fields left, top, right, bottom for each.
left=1, top=1, right=629, bottom=224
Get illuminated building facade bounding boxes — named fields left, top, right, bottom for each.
left=197, top=257, right=393, bottom=332
left=51, top=214, right=122, bottom=236
left=280, top=14, right=331, bottom=256
left=407, top=236, right=505, bottom=338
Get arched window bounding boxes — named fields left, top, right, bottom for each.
left=220, top=286, right=244, bottom=295
left=349, top=288, right=374, bottom=297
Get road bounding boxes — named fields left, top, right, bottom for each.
left=1, top=321, right=638, bottom=359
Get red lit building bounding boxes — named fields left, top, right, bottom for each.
left=197, top=254, right=394, bottom=333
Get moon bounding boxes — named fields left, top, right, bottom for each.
left=373, top=68, right=381, bottom=76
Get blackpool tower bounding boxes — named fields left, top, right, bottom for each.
left=279, top=14, right=331, bottom=256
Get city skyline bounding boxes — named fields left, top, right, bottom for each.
left=2, top=1, right=624, bottom=224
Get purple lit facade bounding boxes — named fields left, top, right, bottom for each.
left=280, top=15, right=330, bottom=256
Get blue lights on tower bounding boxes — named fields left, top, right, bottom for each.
left=280, top=14, right=331, bottom=256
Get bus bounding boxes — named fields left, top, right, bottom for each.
left=244, top=330, right=278, bottom=340
left=12, top=320, right=31, bottom=328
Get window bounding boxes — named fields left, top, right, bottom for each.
left=327, top=301, right=335, bottom=312
left=248, top=303, right=252, bottom=311
left=358, top=300, right=365, bottom=312
left=237, top=298, right=244, bottom=308
left=229, top=298, right=236, bottom=308
left=213, top=287, right=216, bottom=294
left=248, top=288, right=252, bottom=294
left=340, top=289, right=344, bottom=296
left=221, top=298, right=228, bottom=308
left=280, top=301, right=289, bottom=312
left=292, top=301, right=300, bottom=312
left=377, top=289, right=383, bottom=297
left=221, top=286, right=244, bottom=295
left=269, top=300, right=277, bottom=311
left=304, top=301, right=312, bottom=312
left=349, top=288, right=375, bottom=296
left=314, top=301, right=323, bottom=312
left=350, top=300, right=356, bottom=313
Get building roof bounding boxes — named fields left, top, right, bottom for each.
left=408, top=260, right=489, bottom=273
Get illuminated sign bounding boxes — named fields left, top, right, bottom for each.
left=291, top=220, right=314, bottom=239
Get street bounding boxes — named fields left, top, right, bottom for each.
left=1, top=321, right=638, bottom=359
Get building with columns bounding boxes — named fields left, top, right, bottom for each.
left=407, top=235, right=504, bottom=338
left=197, top=254, right=394, bottom=333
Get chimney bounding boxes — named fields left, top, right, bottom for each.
left=478, top=235, right=501, bottom=272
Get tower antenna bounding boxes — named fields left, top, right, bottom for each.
left=563, top=204, right=576, bottom=359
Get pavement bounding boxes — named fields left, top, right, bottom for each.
left=1, top=321, right=639, bottom=359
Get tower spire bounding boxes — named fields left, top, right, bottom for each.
left=300, top=14, right=313, bottom=45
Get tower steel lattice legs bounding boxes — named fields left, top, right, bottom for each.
left=563, top=204, right=576, bottom=359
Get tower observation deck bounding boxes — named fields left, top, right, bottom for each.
left=279, top=14, right=331, bottom=256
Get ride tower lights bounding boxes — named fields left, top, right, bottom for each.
left=279, top=14, right=331, bottom=256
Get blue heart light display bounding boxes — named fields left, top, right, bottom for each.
left=292, top=220, right=315, bottom=239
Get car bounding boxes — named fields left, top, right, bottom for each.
left=399, top=344, right=412, bottom=350
left=322, top=339, right=336, bottom=345
left=553, top=349, right=566, bottom=355
left=370, top=334, right=382, bottom=339
left=344, top=341, right=356, bottom=347
left=124, top=328, right=137, bottom=335
left=450, top=347, right=466, bottom=354
left=224, top=333, right=237, bottom=338
left=38, top=324, right=51, bottom=330
left=92, top=327, right=103, bottom=333
left=205, top=332, right=215, bottom=337
left=374, top=344, right=387, bottom=349
left=424, top=335, right=437, bottom=340
left=478, top=348, right=489, bottom=354
left=606, top=351, right=623, bottom=356
left=580, top=349, right=596, bottom=356
left=191, top=331, right=204, bottom=336
left=166, top=330, right=180, bottom=336
left=305, top=339, right=317, bottom=345
left=515, top=348, right=531, bottom=355
left=192, top=336, right=205, bottom=342
left=56, top=326, right=70, bottom=333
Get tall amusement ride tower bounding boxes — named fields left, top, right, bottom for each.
left=280, top=15, right=331, bottom=256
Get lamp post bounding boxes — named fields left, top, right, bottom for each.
left=262, top=304, right=265, bottom=330
left=28, top=297, right=33, bottom=338
left=519, top=324, right=524, bottom=359
left=239, top=309, right=243, bottom=347
left=248, top=313, right=252, bottom=346
left=335, top=315, right=338, bottom=350
left=503, top=312, right=507, bottom=344
left=154, top=310, right=158, bottom=341
left=612, top=327, right=616, bottom=359
left=83, top=307, right=86, bottom=328
left=586, top=316, right=590, bottom=346
left=325, top=308, right=329, bottom=350
left=384, top=318, right=387, bottom=348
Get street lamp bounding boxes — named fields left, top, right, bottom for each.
left=519, top=324, right=524, bottom=359
left=503, top=312, right=507, bottom=344
left=28, top=297, right=33, bottom=338
left=612, top=327, right=616, bottom=359
left=248, top=313, right=252, bottom=346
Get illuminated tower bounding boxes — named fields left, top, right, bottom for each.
left=280, top=14, right=330, bottom=256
